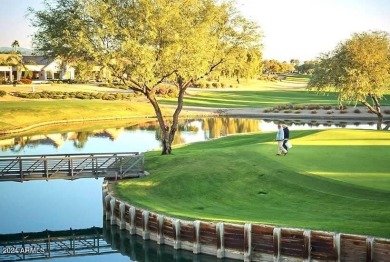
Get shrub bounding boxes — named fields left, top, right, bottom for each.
left=339, top=110, right=348, bottom=114
left=20, top=78, right=32, bottom=84
left=32, top=93, right=41, bottom=99
left=353, top=108, right=361, bottom=113
left=322, top=105, right=332, bottom=110
left=198, top=81, right=207, bottom=88
left=205, top=83, right=211, bottom=88
left=168, top=88, right=179, bottom=98
left=383, top=110, right=390, bottom=115
left=307, top=104, right=320, bottom=110
left=122, top=94, right=132, bottom=100
left=283, top=110, right=292, bottom=113
left=293, top=104, right=305, bottom=110
left=95, top=93, right=103, bottom=99
left=0, top=90, right=6, bottom=97
left=327, top=110, right=334, bottom=114
left=75, top=93, right=88, bottom=99
left=160, top=86, right=169, bottom=95
left=212, top=82, right=221, bottom=88
left=311, top=110, right=317, bottom=114
left=337, top=105, right=347, bottom=110
left=115, top=93, right=123, bottom=100
left=294, top=110, right=301, bottom=114
left=39, top=92, right=48, bottom=98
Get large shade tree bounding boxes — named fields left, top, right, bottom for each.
left=308, top=31, right=390, bottom=130
left=29, top=0, right=262, bottom=154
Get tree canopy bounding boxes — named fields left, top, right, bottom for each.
left=29, top=0, right=262, bottom=154
left=11, top=40, right=19, bottom=53
left=308, top=31, right=390, bottom=130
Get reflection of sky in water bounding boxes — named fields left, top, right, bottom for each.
left=0, top=178, right=104, bottom=234
left=260, top=120, right=378, bottom=132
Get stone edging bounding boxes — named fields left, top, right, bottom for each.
left=103, top=180, right=390, bottom=261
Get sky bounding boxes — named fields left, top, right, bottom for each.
left=0, top=0, right=389, bottom=62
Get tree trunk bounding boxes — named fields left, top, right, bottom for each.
left=144, top=82, right=187, bottom=155
left=144, top=92, right=173, bottom=155
left=377, top=112, right=383, bottom=131
left=361, top=97, right=383, bottom=130
left=161, top=136, right=172, bottom=155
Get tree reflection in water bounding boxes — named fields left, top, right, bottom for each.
left=0, top=118, right=261, bottom=153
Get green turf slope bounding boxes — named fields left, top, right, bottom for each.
left=115, top=129, right=390, bottom=238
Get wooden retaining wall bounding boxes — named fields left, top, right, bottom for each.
left=102, top=182, right=390, bottom=261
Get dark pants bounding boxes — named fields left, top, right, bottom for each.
left=283, top=139, right=288, bottom=151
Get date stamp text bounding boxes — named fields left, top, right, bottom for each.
left=2, top=247, right=45, bottom=254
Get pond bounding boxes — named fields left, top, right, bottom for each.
left=0, top=117, right=381, bottom=261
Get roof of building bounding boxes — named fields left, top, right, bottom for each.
left=22, top=56, right=55, bottom=65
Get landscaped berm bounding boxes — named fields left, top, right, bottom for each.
left=115, top=129, right=390, bottom=238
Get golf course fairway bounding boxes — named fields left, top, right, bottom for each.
left=115, top=129, right=390, bottom=238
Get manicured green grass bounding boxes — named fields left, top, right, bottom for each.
left=285, top=75, right=311, bottom=83
left=160, top=89, right=390, bottom=108
left=0, top=100, right=156, bottom=131
left=161, top=90, right=339, bottom=108
left=115, top=129, right=390, bottom=238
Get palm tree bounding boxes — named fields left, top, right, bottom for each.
left=11, top=40, right=20, bottom=53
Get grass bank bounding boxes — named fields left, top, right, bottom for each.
left=0, top=100, right=157, bottom=132
left=115, top=129, right=390, bottom=238
left=1, top=80, right=390, bottom=132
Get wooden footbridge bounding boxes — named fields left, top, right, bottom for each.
left=0, top=152, right=144, bottom=182
left=0, top=227, right=116, bottom=261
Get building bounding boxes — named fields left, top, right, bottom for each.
left=0, top=54, right=75, bottom=83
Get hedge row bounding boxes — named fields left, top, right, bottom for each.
left=192, top=81, right=234, bottom=89
left=263, top=104, right=349, bottom=113
left=11, top=91, right=134, bottom=101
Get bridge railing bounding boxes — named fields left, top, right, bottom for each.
left=0, top=227, right=116, bottom=261
left=0, top=152, right=144, bottom=182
